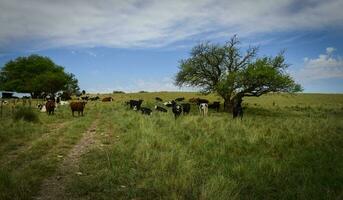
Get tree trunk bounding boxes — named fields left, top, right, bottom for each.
left=224, top=98, right=234, bottom=113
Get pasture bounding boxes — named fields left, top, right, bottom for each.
left=0, top=92, right=342, bottom=200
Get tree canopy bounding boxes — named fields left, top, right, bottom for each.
left=0, top=54, right=79, bottom=97
left=175, top=35, right=302, bottom=110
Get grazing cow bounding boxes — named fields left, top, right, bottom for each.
left=129, top=99, right=143, bottom=110
left=45, top=100, right=56, bottom=115
left=154, top=105, right=167, bottom=112
left=199, top=103, right=208, bottom=117
left=171, top=101, right=182, bottom=119
left=90, top=96, right=100, bottom=101
left=181, top=103, right=191, bottom=114
left=70, top=101, right=87, bottom=117
left=81, top=96, right=89, bottom=101
left=163, top=101, right=173, bottom=107
left=155, top=97, right=163, bottom=102
left=175, top=97, right=185, bottom=102
left=208, top=101, right=220, bottom=112
left=141, top=107, right=152, bottom=115
left=232, top=99, right=243, bottom=120
left=2, top=100, right=9, bottom=105
left=102, top=97, right=113, bottom=102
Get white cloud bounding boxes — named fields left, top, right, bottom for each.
left=326, top=47, right=335, bottom=54
left=295, top=47, right=343, bottom=81
left=0, top=0, right=343, bottom=52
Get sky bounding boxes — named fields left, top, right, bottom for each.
left=0, top=0, right=343, bottom=93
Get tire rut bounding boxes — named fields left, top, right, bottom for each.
left=34, top=118, right=99, bottom=200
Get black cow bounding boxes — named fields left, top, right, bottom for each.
left=154, top=105, right=167, bottom=112
left=232, top=99, right=243, bottom=120
left=130, top=99, right=143, bottom=110
left=171, top=101, right=182, bottom=119
left=81, top=96, right=89, bottom=101
left=163, top=101, right=173, bottom=107
left=181, top=103, right=191, bottom=114
left=175, top=97, right=185, bottom=102
left=141, top=107, right=152, bottom=115
left=208, top=101, right=220, bottom=112
left=155, top=97, right=163, bottom=102
left=90, top=96, right=100, bottom=101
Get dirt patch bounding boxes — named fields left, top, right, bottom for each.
left=34, top=119, right=99, bottom=200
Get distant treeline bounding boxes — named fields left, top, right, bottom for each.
left=113, top=91, right=125, bottom=94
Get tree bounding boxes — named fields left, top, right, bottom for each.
left=0, top=54, right=79, bottom=98
left=175, top=35, right=302, bottom=111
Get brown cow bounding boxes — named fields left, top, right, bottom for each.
left=70, top=101, right=87, bottom=117
left=102, top=97, right=113, bottom=102
left=45, top=100, right=56, bottom=115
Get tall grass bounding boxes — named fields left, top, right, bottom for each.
left=66, top=94, right=343, bottom=200
left=13, top=107, right=39, bottom=123
left=0, top=103, right=98, bottom=200
left=0, top=93, right=342, bottom=199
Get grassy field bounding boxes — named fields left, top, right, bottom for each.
left=0, top=92, right=342, bottom=200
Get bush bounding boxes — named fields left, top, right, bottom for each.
left=13, top=107, right=39, bottom=123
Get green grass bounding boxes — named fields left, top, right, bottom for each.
left=0, top=103, right=98, bottom=200
left=1, top=93, right=343, bottom=200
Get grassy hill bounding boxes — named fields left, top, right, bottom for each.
left=0, top=92, right=342, bottom=199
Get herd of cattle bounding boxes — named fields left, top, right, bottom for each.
left=34, top=95, right=243, bottom=119
left=124, top=97, right=243, bottom=119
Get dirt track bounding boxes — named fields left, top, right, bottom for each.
left=35, top=119, right=99, bottom=200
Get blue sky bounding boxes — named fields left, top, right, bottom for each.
left=0, top=0, right=343, bottom=93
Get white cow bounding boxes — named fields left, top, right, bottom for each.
left=199, top=103, right=208, bottom=117
left=40, top=105, right=46, bottom=112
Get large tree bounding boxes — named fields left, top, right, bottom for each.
left=0, top=54, right=79, bottom=98
left=175, top=35, right=302, bottom=111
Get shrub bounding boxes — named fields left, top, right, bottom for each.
left=13, top=107, right=39, bottom=123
